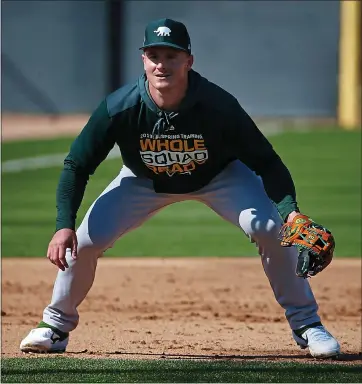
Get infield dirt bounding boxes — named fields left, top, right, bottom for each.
left=2, top=258, right=361, bottom=363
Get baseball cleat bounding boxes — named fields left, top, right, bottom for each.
left=20, top=326, right=69, bottom=353
left=293, top=323, right=340, bottom=358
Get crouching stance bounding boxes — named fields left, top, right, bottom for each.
left=20, top=18, right=340, bottom=358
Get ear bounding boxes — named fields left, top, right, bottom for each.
left=141, top=53, right=147, bottom=70
left=187, top=54, right=194, bottom=70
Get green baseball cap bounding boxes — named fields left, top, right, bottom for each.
left=140, top=18, right=191, bottom=54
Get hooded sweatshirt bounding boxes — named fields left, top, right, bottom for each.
left=56, top=70, right=298, bottom=231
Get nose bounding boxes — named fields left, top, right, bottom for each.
left=156, top=61, right=166, bottom=70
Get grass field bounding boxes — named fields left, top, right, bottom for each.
left=2, top=128, right=361, bottom=257
left=2, top=127, right=361, bottom=382
left=2, top=357, right=361, bottom=383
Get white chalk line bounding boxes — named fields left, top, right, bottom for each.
left=2, top=129, right=283, bottom=174
left=2, top=147, right=122, bottom=173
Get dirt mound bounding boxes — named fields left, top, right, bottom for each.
left=2, top=258, right=361, bottom=363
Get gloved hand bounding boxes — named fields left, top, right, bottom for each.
left=279, top=214, right=335, bottom=278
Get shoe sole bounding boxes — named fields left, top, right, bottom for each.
left=297, top=343, right=340, bottom=359
left=310, top=349, right=340, bottom=359
left=20, top=344, right=66, bottom=354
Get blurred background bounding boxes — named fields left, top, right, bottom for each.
left=1, top=0, right=361, bottom=257
left=2, top=0, right=360, bottom=123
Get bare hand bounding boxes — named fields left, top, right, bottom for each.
left=47, top=228, right=78, bottom=271
left=286, top=210, right=300, bottom=223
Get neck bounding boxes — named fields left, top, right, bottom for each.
left=148, top=81, right=188, bottom=111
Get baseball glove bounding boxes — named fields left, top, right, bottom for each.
left=278, top=214, right=335, bottom=278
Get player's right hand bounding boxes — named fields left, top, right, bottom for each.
left=47, top=228, right=78, bottom=271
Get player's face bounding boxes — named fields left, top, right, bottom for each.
left=142, top=47, right=193, bottom=91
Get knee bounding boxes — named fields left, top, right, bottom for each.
left=75, top=230, right=105, bottom=256
left=239, top=208, right=281, bottom=243
left=76, top=218, right=114, bottom=253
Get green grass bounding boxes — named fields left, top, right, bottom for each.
left=2, top=128, right=361, bottom=257
left=1, top=162, right=256, bottom=257
left=2, top=357, right=361, bottom=383
left=1, top=137, right=75, bottom=161
left=270, top=129, right=361, bottom=257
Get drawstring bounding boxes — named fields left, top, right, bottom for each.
left=152, top=112, right=179, bottom=136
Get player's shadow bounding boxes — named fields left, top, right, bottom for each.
left=68, top=350, right=362, bottom=361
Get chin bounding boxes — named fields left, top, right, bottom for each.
left=154, top=80, right=173, bottom=90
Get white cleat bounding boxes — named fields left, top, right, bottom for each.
left=293, top=325, right=340, bottom=358
left=20, top=327, right=69, bottom=353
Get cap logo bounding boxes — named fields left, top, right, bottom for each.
left=154, top=26, right=171, bottom=37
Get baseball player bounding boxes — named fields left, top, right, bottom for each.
left=20, top=18, right=339, bottom=358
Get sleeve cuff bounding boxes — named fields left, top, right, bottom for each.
left=276, top=195, right=299, bottom=222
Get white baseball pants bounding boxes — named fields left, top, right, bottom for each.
left=43, top=160, right=320, bottom=332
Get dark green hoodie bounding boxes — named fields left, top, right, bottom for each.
left=56, top=70, right=298, bottom=231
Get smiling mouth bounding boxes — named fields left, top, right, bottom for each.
left=155, top=74, right=171, bottom=78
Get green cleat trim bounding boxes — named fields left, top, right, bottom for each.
left=37, top=321, right=69, bottom=341
left=293, top=321, right=323, bottom=338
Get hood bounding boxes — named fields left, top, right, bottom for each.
left=138, top=70, right=204, bottom=136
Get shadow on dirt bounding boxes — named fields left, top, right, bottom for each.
left=67, top=350, right=362, bottom=362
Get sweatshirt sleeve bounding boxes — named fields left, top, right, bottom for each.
left=55, top=99, right=116, bottom=231
left=228, top=101, right=299, bottom=221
